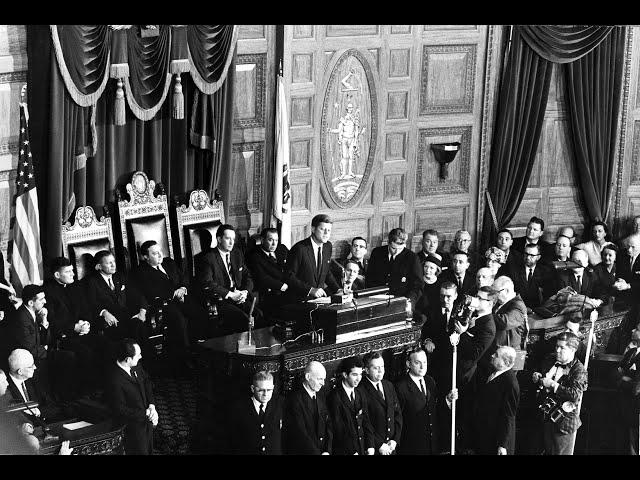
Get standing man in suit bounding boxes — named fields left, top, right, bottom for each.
left=613, top=234, right=640, bottom=306
left=491, top=276, right=527, bottom=357
left=367, top=228, right=423, bottom=310
left=512, top=216, right=552, bottom=258
left=283, top=360, right=333, bottom=454
left=133, top=240, right=206, bottom=366
left=328, top=356, right=375, bottom=455
left=194, top=224, right=260, bottom=333
left=394, top=345, right=439, bottom=455
left=246, top=228, right=290, bottom=320
left=615, top=326, right=640, bottom=455
left=440, top=251, right=475, bottom=296
left=417, top=229, right=450, bottom=269
left=104, top=338, right=157, bottom=455
left=448, top=346, right=520, bottom=455
left=85, top=250, right=148, bottom=344
left=557, top=250, right=604, bottom=306
left=532, top=332, right=588, bottom=455
left=357, top=351, right=402, bottom=455
left=285, top=214, right=339, bottom=302
left=499, top=243, right=558, bottom=309
left=228, top=370, right=283, bottom=455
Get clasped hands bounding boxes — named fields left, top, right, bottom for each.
left=74, top=320, right=91, bottom=335
left=378, top=440, right=397, bottom=455
left=227, top=289, right=249, bottom=304
left=146, top=404, right=159, bottom=426
left=309, top=287, right=327, bottom=298
left=172, top=287, right=187, bottom=302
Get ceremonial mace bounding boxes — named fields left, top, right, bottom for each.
left=572, top=309, right=598, bottom=452
left=449, top=331, right=460, bottom=455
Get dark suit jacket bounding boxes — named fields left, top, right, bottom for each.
left=492, top=294, right=527, bottom=350
left=194, top=247, right=254, bottom=300
left=366, top=246, right=423, bottom=305
left=538, top=356, right=588, bottom=435
left=85, top=271, right=147, bottom=329
left=131, top=257, right=186, bottom=302
left=104, top=364, right=155, bottom=455
left=498, top=262, right=558, bottom=308
left=617, top=348, right=640, bottom=417
left=42, top=279, right=88, bottom=343
left=246, top=244, right=290, bottom=296
left=327, top=384, right=375, bottom=455
left=228, top=396, right=283, bottom=455
left=283, top=386, right=333, bottom=454
left=593, top=263, right=617, bottom=303
left=394, top=373, right=439, bottom=455
left=357, top=378, right=403, bottom=451
left=5, top=305, right=49, bottom=363
left=285, top=238, right=339, bottom=300
left=616, top=253, right=640, bottom=305
left=558, top=268, right=598, bottom=298
left=458, top=313, right=496, bottom=386
left=6, top=375, right=37, bottom=405
left=414, top=280, right=442, bottom=320
left=439, top=268, right=476, bottom=297
left=330, top=256, right=368, bottom=285
left=470, top=369, right=520, bottom=455
left=421, top=305, right=452, bottom=387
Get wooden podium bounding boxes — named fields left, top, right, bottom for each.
left=38, top=419, right=125, bottom=455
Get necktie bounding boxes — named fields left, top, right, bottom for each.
left=108, top=276, right=115, bottom=291
left=226, top=253, right=234, bottom=287
left=632, top=256, right=636, bottom=270
left=258, top=403, right=265, bottom=420
left=575, top=275, right=582, bottom=293
left=22, top=382, right=29, bottom=402
left=457, top=275, right=463, bottom=290
left=527, top=268, right=533, bottom=283
left=376, top=382, right=385, bottom=400
left=156, top=266, right=168, bottom=278
left=420, top=378, right=426, bottom=397
left=269, top=252, right=276, bottom=261
left=350, top=391, right=355, bottom=404
left=317, top=246, right=322, bottom=274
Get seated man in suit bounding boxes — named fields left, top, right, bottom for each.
left=331, top=237, right=368, bottom=285
left=43, top=257, right=109, bottom=397
left=85, top=251, right=148, bottom=345
left=246, top=227, right=290, bottom=320
left=499, top=243, right=558, bottom=310
left=447, top=345, right=520, bottom=455
left=104, top=338, right=157, bottom=455
left=285, top=214, right=340, bottom=302
left=612, top=233, right=640, bottom=306
left=327, top=356, right=375, bottom=455
left=532, top=332, right=587, bottom=455
left=367, top=228, right=423, bottom=310
left=545, top=234, right=573, bottom=265
left=339, top=260, right=365, bottom=293
left=194, top=224, right=261, bottom=334
left=394, top=346, right=439, bottom=455
left=5, top=349, right=41, bottom=418
left=557, top=249, right=604, bottom=307
left=283, top=360, right=333, bottom=455
left=558, top=226, right=577, bottom=248
left=512, top=216, right=553, bottom=258
left=495, top=228, right=521, bottom=271
left=132, top=240, right=207, bottom=367
left=440, top=251, right=475, bottom=296
left=228, top=370, right=283, bottom=455
left=450, top=230, right=477, bottom=267
left=417, top=229, right=450, bottom=270
left=475, top=267, right=495, bottom=292
left=357, top=351, right=402, bottom=455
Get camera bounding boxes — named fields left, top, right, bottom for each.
left=447, top=295, right=477, bottom=334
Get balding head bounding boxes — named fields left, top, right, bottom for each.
left=8, top=349, right=35, bottom=379
left=627, top=234, right=640, bottom=258
left=571, top=249, right=589, bottom=268
left=493, top=276, right=515, bottom=304
left=476, top=267, right=494, bottom=289
left=304, top=361, right=326, bottom=393
left=558, top=226, right=575, bottom=245
left=491, top=346, right=516, bottom=372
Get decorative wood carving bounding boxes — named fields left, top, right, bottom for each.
left=386, top=132, right=407, bottom=161
left=389, top=49, right=410, bottom=78
left=0, top=71, right=27, bottom=84
left=416, top=126, right=472, bottom=196
left=290, top=96, right=313, bottom=127
left=326, top=25, right=380, bottom=37
left=320, top=48, right=378, bottom=208
left=230, top=142, right=263, bottom=214
left=390, top=25, right=411, bottom=35
left=233, top=53, right=266, bottom=129
left=176, top=189, right=225, bottom=263
left=631, top=121, right=640, bottom=184
left=238, top=25, right=265, bottom=40
left=387, top=91, right=408, bottom=120
left=61, top=205, right=115, bottom=255
left=419, top=44, right=477, bottom=115
left=292, top=53, right=313, bottom=84
left=293, top=25, right=314, bottom=39
left=291, top=139, right=311, bottom=168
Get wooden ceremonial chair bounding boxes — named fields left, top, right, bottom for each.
left=61, top=206, right=116, bottom=281
left=116, top=171, right=174, bottom=356
left=176, top=189, right=225, bottom=335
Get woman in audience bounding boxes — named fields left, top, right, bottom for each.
left=593, top=243, right=618, bottom=303
left=414, top=255, right=443, bottom=323
left=576, top=221, right=614, bottom=266
left=485, top=246, right=506, bottom=277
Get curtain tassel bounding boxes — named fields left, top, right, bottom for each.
left=115, top=78, right=126, bottom=126
left=173, top=73, right=184, bottom=120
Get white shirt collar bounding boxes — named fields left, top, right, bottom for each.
left=251, top=396, right=268, bottom=415
left=99, top=271, right=113, bottom=284
left=408, top=373, right=425, bottom=391
left=218, top=248, right=231, bottom=261
left=342, top=381, right=355, bottom=399
left=302, top=382, right=316, bottom=399
left=9, top=374, right=27, bottom=401
left=117, top=362, right=132, bottom=376
left=24, top=305, right=36, bottom=322
left=366, top=376, right=382, bottom=389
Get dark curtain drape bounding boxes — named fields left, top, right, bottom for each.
left=482, top=27, right=554, bottom=246
left=564, top=27, right=626, bottom=222
left=483, top=25, right=626, bottom=247
left=27, top=26, right=234, bottom=261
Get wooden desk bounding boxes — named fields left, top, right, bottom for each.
left=38, top=418, right=124, bottom=455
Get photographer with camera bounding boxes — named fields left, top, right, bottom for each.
left=532, top=331, right=587, bottom=455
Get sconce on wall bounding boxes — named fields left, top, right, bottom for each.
left=430, top=142, right=461, bottom=180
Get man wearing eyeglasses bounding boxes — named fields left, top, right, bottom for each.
left=451, top=230, right=477, bottom=268
left=366, top=228, right=423, bottom=311
left=5, top=349, right=41, bottom=419
left=228, top=370, right=283, bottom=455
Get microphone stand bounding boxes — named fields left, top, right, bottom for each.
left=449, top=331, right=460, bottom=455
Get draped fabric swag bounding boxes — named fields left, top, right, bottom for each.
left=483, top=25, right=626, bottom=246
left=27, top=25, right=238, bottom=260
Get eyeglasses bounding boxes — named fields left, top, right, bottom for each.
left=524, top=253, right=540, bottom=257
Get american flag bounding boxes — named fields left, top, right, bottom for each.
left=10, top=101, right=43, bottom=292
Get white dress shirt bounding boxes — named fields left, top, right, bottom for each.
left=218, top=248, right=235, bottom=288
left=251, top=396, right=268, bottom=415
left=366, top=376, right=384, bottom=399
left=486, top=368, right=509, bottom=383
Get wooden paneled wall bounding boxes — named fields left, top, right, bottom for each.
left=283, top=25, right=504, bottom=258
left=0, top=25, right=27, bottom=280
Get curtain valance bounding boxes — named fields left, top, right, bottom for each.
left=518, top=25, right=613, bottom=63
left=50, top=25, right=238, bottom=122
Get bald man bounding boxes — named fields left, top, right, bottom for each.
left=5, top=349, right=41, bottom=418
left=557, top=250, right=603, bottom=307
left=283, top=361, right=333, bottom=454
left=489, top=277, right=527, bottom=365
